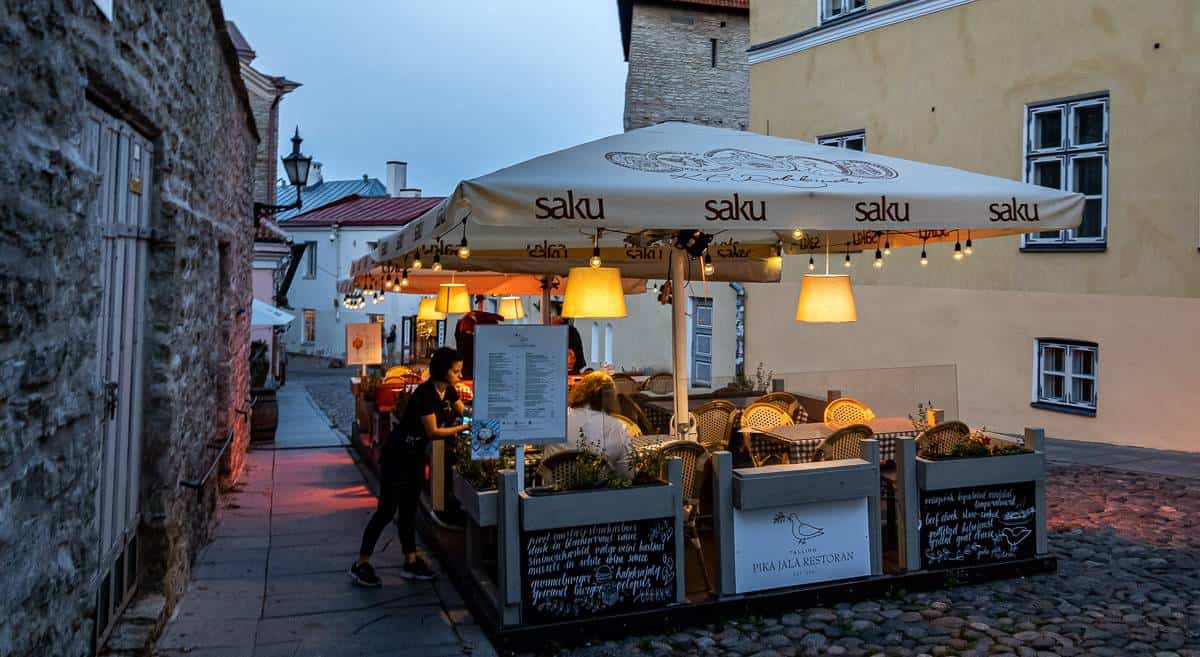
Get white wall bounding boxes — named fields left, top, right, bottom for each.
left=282, top=226, right=422, bottom=359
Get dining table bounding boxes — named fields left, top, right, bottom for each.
left=745, top=417, right=920, bottom=463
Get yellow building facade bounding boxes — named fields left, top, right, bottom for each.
left=746, top=0, right=1200, bottom=450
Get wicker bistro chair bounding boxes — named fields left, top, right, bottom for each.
left=693, top=400, right=737, bottom=453
left=611, top=373, right=640, bottom=396
left=739, top=402, right=794, bottom=433
left=915, top=421, right=971, bottom=457
left=823, top=397, right=876, bottom=429
left=658, top=440, right=713, bottom=593
left=643, top=372, right=675, bottom=395
left=537, top=449, right=588, bottom=489
left=631, top=393, right=672, bottom=434
left=815, top=424, right=875, bottom=462
left=742, top=431, right=793, bottom=467
left=610, top=413, right=643, bottom=438
left=616, top=393, right=657, bottom=436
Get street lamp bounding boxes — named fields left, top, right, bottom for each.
left=255, top=127, right=313, bottom=222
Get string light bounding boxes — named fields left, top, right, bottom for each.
left=400, top=268, right=409, bottom=287
left=964, top=231, right=974, bottom=256
left=589, top=230, right=602, bottom=268
left=412, top=256, right=423, bottom=270
left=873, top=248, right=883, bottom=269
left=808, top=256, right=815, bottom=271
left=844, top=244, right=852, bottom=268
left=457, top=222, right=470, bottom=259
left=702, top=252, right=715, bottom=276
left=432, top=244, right=443, bottom=272
left=920, top=238, right=929, bottom=267
left=883, top=237, right=892, bottom=256
left=792, top=228, right=804, bottom=239
left=953, top=240, right=964, bottom=260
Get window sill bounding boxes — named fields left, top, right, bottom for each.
left=1030, top=401, right=1096, bottom=417
left=1020, top=243, right=1107, bottom=253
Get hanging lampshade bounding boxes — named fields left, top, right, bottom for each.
left=435, top=283, right=471, bottom=314
left=795, top=274, right=857, bottom=323
left=561, top=267, right=626, bottom=319
left=497, top=296, right=525, bottom=321
left=416, top=297, right=446, bottom=321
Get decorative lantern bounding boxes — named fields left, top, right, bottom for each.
left=435, top=283, right=471, bottom=314
left=795, top=274, right=857, bottom=323
left=497, top=296, right=525, bottom=321
left=416, top=297, right=445, bottom=321
left=561, top=267, right=627, bottom=319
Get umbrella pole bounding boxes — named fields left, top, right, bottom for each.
left=670, top=247, right=690, bottom=439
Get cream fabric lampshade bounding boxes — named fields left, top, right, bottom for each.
left=435, top=283, right=471, bottom=314
left=497, top=296, right=524, bottom=320
left=416, top=297, right=446, bottom=321
left=561, top=267, right=627, bottom=319
left=795, top=274, right=857, bottom=323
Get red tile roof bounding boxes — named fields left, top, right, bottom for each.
left=665, top=0, right=748, bottom=8
left=284, top=195, right=444, bottom=228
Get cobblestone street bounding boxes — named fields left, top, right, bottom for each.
left=292, top=360, right=1199, bottom=657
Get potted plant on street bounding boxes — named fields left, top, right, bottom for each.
left=249, top=340, right=278, bottom=443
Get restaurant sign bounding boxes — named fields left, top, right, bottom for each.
left=919, top=481, right=1036, bottom=569
left=521, top=517, right=676, bottom=624
left=732, top=497, right=871, bottom=594
left=344, top=323, right=382, bottom=366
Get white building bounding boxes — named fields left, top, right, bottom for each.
left=282, top=162, right=443, bottom=360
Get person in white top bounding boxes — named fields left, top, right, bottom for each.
left=544, top=372, right=634, bottom=479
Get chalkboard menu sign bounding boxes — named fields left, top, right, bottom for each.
left=522, top=517, right=676, bottom=624
left=920, top=481, right=1036, bottom=569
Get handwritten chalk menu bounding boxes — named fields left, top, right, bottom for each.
left=473, top=325, right=568, bottom=445
left=920, top=481, right=1037, bottom=569
left=522, top=518, right=676, bottom=624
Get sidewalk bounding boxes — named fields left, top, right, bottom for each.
left=154, top=384, right=495, bottom=657
left=1045, top=437, right=1200, bottom=478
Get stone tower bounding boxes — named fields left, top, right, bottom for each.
left=618, top=0, right=750, bottom=131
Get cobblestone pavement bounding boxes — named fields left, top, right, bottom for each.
left=288, top=355, right=357, bottom=436
left=527, top=465, right=1200, bottom=657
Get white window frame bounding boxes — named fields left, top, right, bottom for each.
left=303, top=309, right=317, bottom=343
left=1022, top=96, right=1109, bottom=248
left=304, top=241, right=317, bottom=278
left=1033, top=339, right=1098, bottom=413
left=603, top=323, right=614, bottom=365
left=820, top=0, right=867, bottom=24
left=817, top=130, right=866, bottom=152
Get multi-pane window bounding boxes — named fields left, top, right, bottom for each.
left=821, top=0, right=867, bottom=23
left=1034, top=339, right=1097, bottom=413
left=1024, top=96, right=1108, bottom=248
left=303, top=309, right=316, bottom=343
left=818, top=131, right=865, bottom=152
left=304, top=241, right=317, bottom=278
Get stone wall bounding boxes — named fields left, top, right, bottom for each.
left=0, top=2, right=257, bottom=655
left=624, top=2, right=749, bottom=131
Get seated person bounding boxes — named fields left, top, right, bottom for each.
left=544, top=372, right=633, bottom=479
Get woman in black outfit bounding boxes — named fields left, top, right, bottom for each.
left=350, top=347, right=469, bottom=586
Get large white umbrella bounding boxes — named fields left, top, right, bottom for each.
left=353, top=122, right=1083, bottom=434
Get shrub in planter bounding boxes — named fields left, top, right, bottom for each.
left=452, top=438, right=515, bottom=491
left=920, top=428, right=1033, bottom=460
left=250, top=340, right=270, bottom=389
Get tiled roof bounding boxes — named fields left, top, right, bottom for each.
left=618, top=0, right=749, bottom=61
left=255, top=217, right=290, bottom=243
left=283, top=195, right=444, bottom=228
left=275, top=177, right=388, bottom=221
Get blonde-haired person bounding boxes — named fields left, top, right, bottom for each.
left=545, top=372, right=633, bottom=478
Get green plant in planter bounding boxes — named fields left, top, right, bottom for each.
left=728, top=361, right=774, bottom=394
left=627, top=443, right=669, bottom=486
left=249, top=340, right=270, bottom=389
left=569, top=435, right=632, bottom=491
left=908, top=400, right=935, bottom=433
left=451, top=437, right=514, bottom=491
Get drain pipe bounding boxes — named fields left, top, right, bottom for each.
left=730, top=282, right=746, bottom=379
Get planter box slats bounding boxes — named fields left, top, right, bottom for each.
left=454, top=473, right=498, bottom=528
left=917, top=452, right=1045, bottom=491
left=733, top=459, right=878, bottom=510
left=519, top=484, right=674, bottom=532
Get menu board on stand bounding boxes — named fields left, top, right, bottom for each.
left=919, top=481, right=1037, bottom=569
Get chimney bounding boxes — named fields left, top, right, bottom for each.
left=309, top=161, right=323, bottom=186
left=386, top=161, right=407, bottom=197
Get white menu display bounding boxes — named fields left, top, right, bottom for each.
left=472, top=325, right=568, bottom=444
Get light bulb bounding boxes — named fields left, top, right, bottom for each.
left=953, top=241, right=964, bottom=260
left=590, top=244, right=602, bottom=268
left=432, top=251, right=442, bottom=271
left=873, top=249, right=883, bottom=268
left=844, top=253, right=852, bottom=268
left=458, top=236, right=470, bottom=259
left=432, top=261, right=442, bottom=272
left=792, top=228, right=803, bottom=239
left=412, top=258, right=423, bottom=270
left=400, top=270, right=409, bottom=287
left=808, top=256, right=815, bottom=271
left=964, top=239, right=974, bottom=255
left=920, top=250, right=928, bottom=266
left=883, top=239, right=891, bottom=256
left=702, top=253, right=715, bottom=277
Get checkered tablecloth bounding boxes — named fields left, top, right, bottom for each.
left=752, top=417, right=919, bottom=463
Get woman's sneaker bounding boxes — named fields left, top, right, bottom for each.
left=401, top=558, right=436, bottom=580
left=349, top=561, right=382, bottom=587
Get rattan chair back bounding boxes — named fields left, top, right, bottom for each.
left=693, top=400, right=736, bottom=453
left=643, top=372, right=674, bottom=395
left=631, top=393, right=672, bottom=434
left=659, top=440, right=708, bottom=501
left=754, top=392, right=800, bottom=419
left=916, top=421, right=971, bottom=457
left=616, top=393, right=656, bottom=436
left=815, top=424, right=875, bottom=462
left=611, top=373, right=639, bottom=396
left=537, top=450, right=587, bottom=489
left=739, top=402, right=793, bottom=432
left=823, top=397, right=876, bottom=428
left=742, top=431, right=792, bottom=468
left=610, top=413, right=643, bottom=437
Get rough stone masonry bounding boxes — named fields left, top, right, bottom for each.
left=0, top=2, right=258, bottom=656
